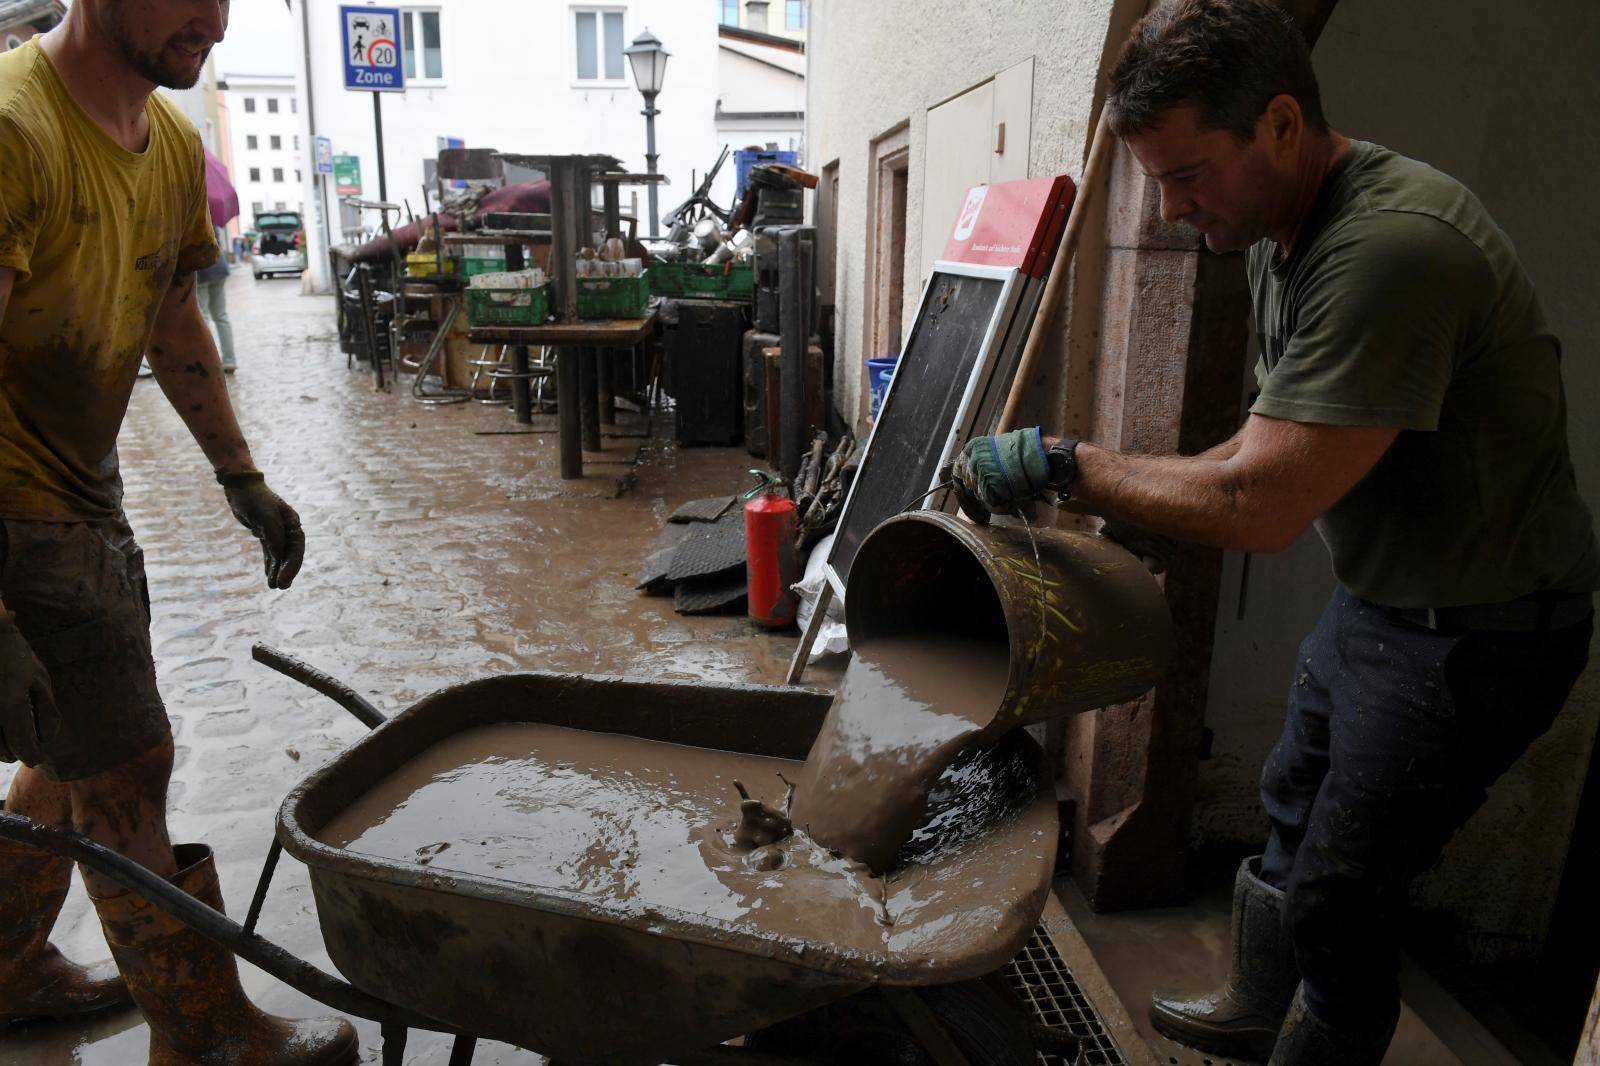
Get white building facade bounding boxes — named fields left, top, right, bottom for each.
left=222, top=73, right=306, bottom=226
left=291, top=0, right=729, bottom=292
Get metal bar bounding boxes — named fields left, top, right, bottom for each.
left=381, top=1023, right=408, bottom=1066
left=410, top=300, right=470, bottom=405
left=785, top=581, right=832, bottom=685
left=242, top=837, right=282, bottom=935
left=372, top=91, right=388, bottom=203
left=0, top=813, right=453, bottom=1034
left=250, top=643, right=386, bottom=729
left=602, top=182, right=622, bottom=240
left=504, top=244, right=534, bottom=423
left=557, top=347, right=583, bottom=478
left=598, top=349, right=616, bottom=426
left=447, top=1034, right=478, bottom=1066
left=580, top=347, right=601, bottom=452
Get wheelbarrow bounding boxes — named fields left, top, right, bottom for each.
left=0, top=645, right=1080, bottom=1066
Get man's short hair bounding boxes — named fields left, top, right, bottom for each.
left=1107, top=0, right=1328, bottom=142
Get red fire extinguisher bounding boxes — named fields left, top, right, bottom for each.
left=744, top=470, right=799, bottom=627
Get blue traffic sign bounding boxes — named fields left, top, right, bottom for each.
left=340, top=5, right=405, bottom=92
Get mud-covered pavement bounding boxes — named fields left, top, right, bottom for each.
left=0, top=268, right=835, bottom=1065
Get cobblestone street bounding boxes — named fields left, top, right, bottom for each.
left=1, top=269, right=824, bottom=1065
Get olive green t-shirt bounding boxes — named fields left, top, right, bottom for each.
left=1249, top=140, right=1598, bottom=608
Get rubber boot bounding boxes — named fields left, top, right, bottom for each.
left=89, top=843, right=358, bottom=1065
left=1267, top=984, right=1396, bottom=1066
left=0, top=811, right=133, bottom=1024
left=1149, top=857, right=1298, bottom=1061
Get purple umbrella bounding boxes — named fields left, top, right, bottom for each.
left=204, top=148, right=240, bottom=227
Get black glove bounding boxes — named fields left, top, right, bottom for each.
left=0, top=611, right=60, bottom=765
left=1097, top=517, right=1176, bottom=575
left=219, top=471, right=305, bottom=590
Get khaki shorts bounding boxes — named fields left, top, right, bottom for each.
left=0, top=514, right=169, bottom=781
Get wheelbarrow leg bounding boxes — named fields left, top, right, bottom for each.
left=243, top=836, right=283, bottom=935
left=882, top=989, right=974, bottom=1066
left=448, top=1034, right=478, bottom=1065
left=381, top=1023, right=408, bottom=1065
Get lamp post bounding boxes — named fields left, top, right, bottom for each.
left=624, top=29, right=670, bottom=237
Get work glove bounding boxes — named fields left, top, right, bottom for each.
left=1098, top=517, right=1175, bottom=575
left=219, top=471, right=305, bottom=590
left=955, top=428, right=1053, bottom=513
left=0, top=611, right=60, bottom=765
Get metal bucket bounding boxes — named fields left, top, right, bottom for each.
left=844, top=511, right=1173, bottom=728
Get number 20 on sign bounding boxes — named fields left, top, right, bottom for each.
left=340, top=5, right=406, bottom=92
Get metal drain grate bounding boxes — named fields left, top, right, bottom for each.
left=1004, top=925, right=1127, bottom=1066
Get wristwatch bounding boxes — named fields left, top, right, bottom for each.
left=1045, top=437, right=1081, bottom=499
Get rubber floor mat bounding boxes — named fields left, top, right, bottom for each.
left=673, top=571, right=747, bottom=614
left=664, top=510, right=747, bottom=583
left=669, top=495, right=738, bottom=524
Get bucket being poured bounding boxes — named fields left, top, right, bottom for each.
left=845, top=510, right=1173, bottom=728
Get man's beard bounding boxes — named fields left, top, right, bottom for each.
left=102, top=6, right=210, bottom=89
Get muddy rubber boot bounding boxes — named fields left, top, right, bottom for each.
left=1148, top=857, right=1298, bottom=1061
left=89, top=843, right=358, bottom=1065
left=0, top=818, right=133, bottom=1024
left=1267, top=984, right=1395, bottom=1066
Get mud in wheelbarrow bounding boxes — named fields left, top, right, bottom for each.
left=277, top=670, right=1061, bottom=1066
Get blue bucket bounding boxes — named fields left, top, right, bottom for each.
left=866, top=357, right=898, bottom=421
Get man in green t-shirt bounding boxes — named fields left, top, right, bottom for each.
left=956, top=1, right=1596, bottom=1063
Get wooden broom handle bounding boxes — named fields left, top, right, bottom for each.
left=997, top=108, right=1116, bottom=432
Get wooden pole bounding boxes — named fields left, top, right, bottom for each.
left=996, top=107, right=1116, bottom=432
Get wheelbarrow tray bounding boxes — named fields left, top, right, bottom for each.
left=277, top=672, right=1057, bottom=1065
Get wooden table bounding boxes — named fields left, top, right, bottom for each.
left=468, top=309, right=658, bottom=479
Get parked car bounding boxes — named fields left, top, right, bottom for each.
left=253, top=212, right=307, bottom=279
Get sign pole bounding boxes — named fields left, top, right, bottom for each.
left=372, top=91, right=387, bottom=202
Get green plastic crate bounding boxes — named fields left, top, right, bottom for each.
left=649, top=261, right=754, bottom=299
left=459, top=256, right=508, bottom=278
left=576, top=271, right=650, bottom=319
left=465, top=284, right=549, bottom=326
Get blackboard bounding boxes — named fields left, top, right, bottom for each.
left=826, top=263, right=1020, bottom=597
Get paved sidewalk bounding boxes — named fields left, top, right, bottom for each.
left=1, top=270, right=823, bottom=1065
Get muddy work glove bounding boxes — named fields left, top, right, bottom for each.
left=954, top=428, right=1053, bottom=514
left=0, top=612, right=60, bottom=765
left=219, top=470, right=305, bottom=590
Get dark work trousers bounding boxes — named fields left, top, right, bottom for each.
left=1258, top=587, right=1592, bottom=1035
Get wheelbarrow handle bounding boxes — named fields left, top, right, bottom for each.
left=251, top=643, right=387, bottom=730
left=0, top=811, right=453, bottom=1035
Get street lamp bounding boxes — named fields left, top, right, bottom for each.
left=624, top=29, right=670, bottom=237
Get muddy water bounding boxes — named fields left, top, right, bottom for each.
left=320, top=723, right=894, bottom=944
left=788, top=634, right=1011, bottom=873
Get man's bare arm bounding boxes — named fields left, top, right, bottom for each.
left=1066, top=414, right=1397, bottom=553
left=145, top=272, right=255, bottom=474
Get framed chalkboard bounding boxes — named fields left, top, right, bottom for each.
left=826, top=261, right=1023, bottom=599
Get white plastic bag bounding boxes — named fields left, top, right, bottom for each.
left=793, top=533, right=850, bottom=661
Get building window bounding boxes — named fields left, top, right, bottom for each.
left=786, top=0, right=806, bottom=29
left=295, top=170, right=302, bottom=182
left=402, top=9, right=444, bottom=80
left=718, top=0, right=737, bottom=26
left=291, top=98, right=298, bottom=113
left=267, top=97, right=278, bottom=114
left=275, top=201, right=286, bottom=210
left=293, top=135, right=300, bottom=149
left=246, top=134, right=258, bottom=150
left=252, top=201, right=264, bottom=216
left=243, top=97, right=256, bottom=113
left=272, top=167, right=284, bottom=182
left=270, top=135, right=282, bottom=150
left=249, top=167, right=261, bottom=182
left=572, top=8, right=624, bottom=82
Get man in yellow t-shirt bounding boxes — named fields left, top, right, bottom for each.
left=0, top=3, right=354, bottom=1062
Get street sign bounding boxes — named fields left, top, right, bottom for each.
left=314, top=136, right=334, bottom=175
left=333, top=155, right=362, bottom=195
left=339, top=5, right=405, bottom=92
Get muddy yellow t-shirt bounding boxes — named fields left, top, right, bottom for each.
left=0, top=40, right=217, bottom=521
